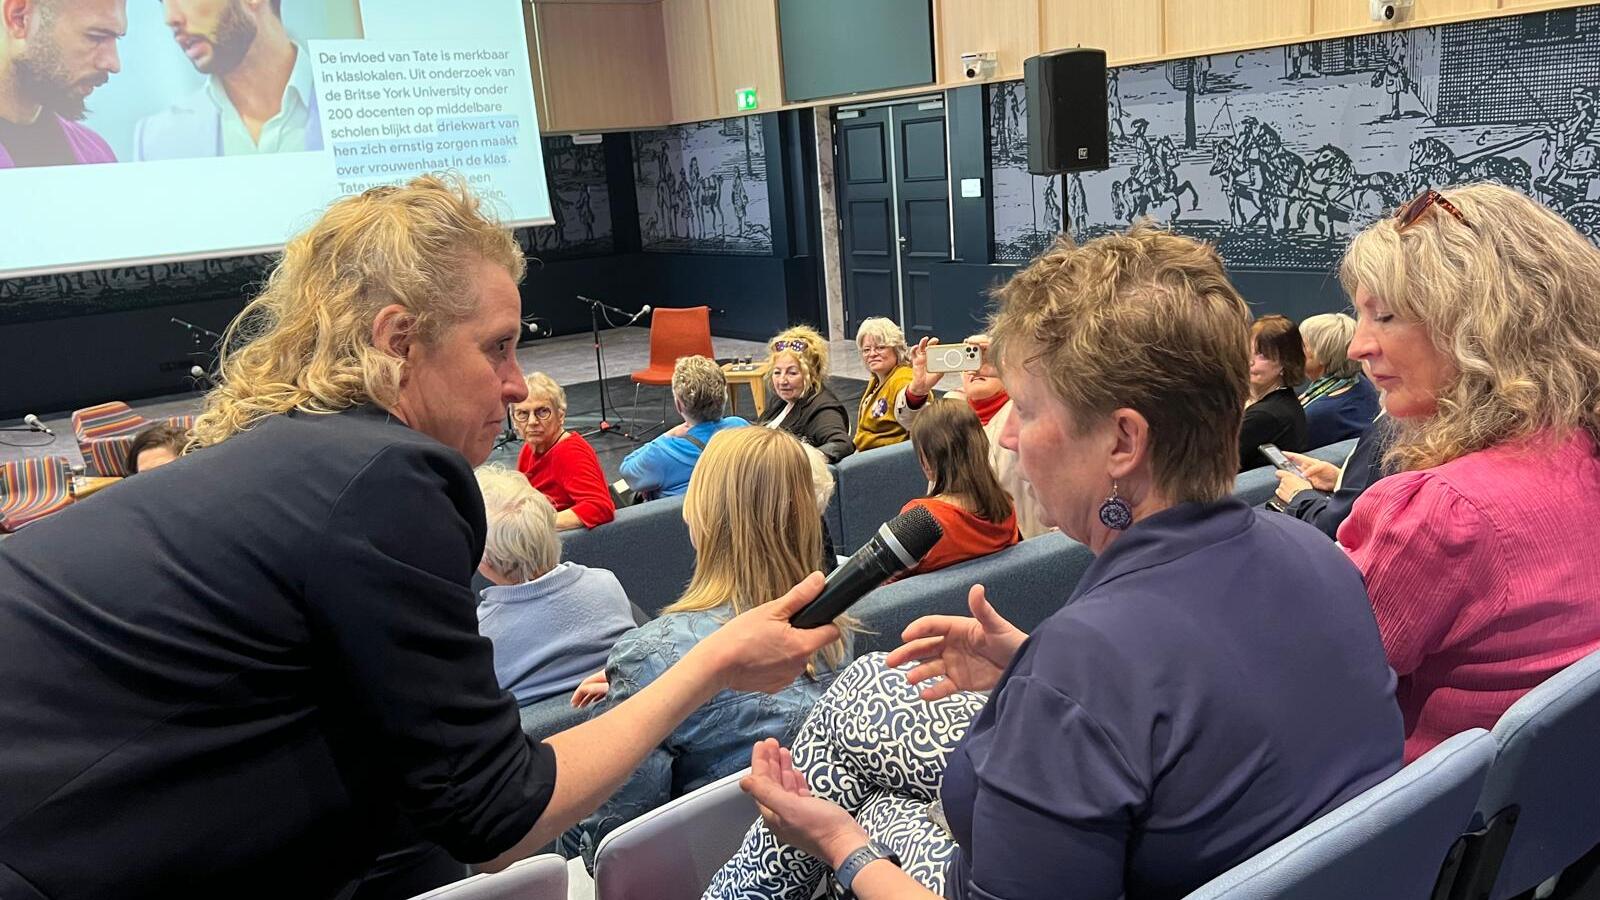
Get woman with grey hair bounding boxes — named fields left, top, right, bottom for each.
left=619, top=355, right=750, bottom=500
left=515, top=371, right=616, bottom=528
left=475, top=467, right=637, bottom=707
left=853, top=317, right=915, bottom=451
left=1298, top=312, right=1379, bottom=446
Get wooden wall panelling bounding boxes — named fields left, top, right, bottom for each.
left=936, top=0, right=1041, bottom=84
left=1041, top=0, right=1164, bottom=65
left=1312, top=0, right=1496, bottom=34
left=524, top=2, right=553, bottom=133
left=662, top=0, right=720, bottom=123
left=534, top=2, right=672, bottom=132
left=708, top=0, right=784, bottom=117
left=1164, top=0, right=1312, bottom=57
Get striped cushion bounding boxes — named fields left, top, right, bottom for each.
left=83, top=415, right=196, bottom=477
left=71, top=401, right=146, bottom=441
left=0, top=456, right=74, bottom=532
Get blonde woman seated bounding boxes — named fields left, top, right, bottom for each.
left=853, top=317, right=916, bottom=451
left=895, top=334, right=1048, bottom=538
left=474, top=467, right=636, bottom=707
left=1298, top=313, right=1379, bottom=447
left=514, top=372, right=616, bottom=529
left=560, top=427, right=854, bottom=866
left=757, top=325, right=854, bottom=463
left=896, top=399, right=1018, bottom=579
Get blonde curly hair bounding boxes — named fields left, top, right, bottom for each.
left=1340, top=182, right=1600, bottom=472
left=765, top=324, right=829, bottom=398
left=190, top=175, right=525, bottom=449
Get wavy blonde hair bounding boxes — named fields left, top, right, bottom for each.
left=989, top=225, right=1252, bottom=504
left=765, top=324, right=830, bottom=398
left=1340, top=182, right=1600, bottom=472
left=666, top=427, right=851, bottom=675
left=190, top=175, right=525, bottom=448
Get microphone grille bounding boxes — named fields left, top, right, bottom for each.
left=887, top=505, right=943, bottom=559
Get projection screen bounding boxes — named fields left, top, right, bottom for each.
left=0, top=0, right=551, bottom=278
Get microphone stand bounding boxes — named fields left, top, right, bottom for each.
left=574, top=295, right=647, bottom=442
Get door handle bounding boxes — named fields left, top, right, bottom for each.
left=898, top=235, right=908, bottom=249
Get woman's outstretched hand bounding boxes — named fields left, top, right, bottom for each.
left=885, top=584, right=1026, bottom=700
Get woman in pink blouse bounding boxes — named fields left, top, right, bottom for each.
left=1337, top=182, right=1600, bottom=762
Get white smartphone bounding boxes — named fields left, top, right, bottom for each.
left=925, top=342, right=984, bottom=374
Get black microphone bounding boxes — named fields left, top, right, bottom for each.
left=791, top=505, right=943, bottom=628
left=23, top=414, right=53, bottom=436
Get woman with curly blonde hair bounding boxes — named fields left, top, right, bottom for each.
left=0, top=176, right=840, bottom=896
left=757, top=324, right=854, bottom=462
left=1339, top=182, right=1600, bottom=762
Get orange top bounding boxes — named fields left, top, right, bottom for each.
left=896, top=496, right=1020, bottom=580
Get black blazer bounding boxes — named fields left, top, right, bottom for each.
left=1239, top=386, right=1311, bottom=471
left=0, top=406, right=555, bottom=899
left=757, top=385, right=855, bottom=463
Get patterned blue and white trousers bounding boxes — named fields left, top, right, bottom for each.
left=702, top=652, right=988, bottom=900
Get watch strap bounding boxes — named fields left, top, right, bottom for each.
left=836, top=840, right=901, bottom=896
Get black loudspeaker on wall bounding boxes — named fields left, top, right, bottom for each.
left=1025, top=48, right=1110, bottom=175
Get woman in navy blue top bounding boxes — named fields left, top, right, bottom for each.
left=706, top=227, right=1402, bottom=900
left=1299, top=312, right=1381, bottom=447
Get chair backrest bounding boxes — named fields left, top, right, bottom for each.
left=70, top=401, right=144, bottom=440
left=0, top=456, right=75, bottom=531
left=593, top=766, right=756, bottom=900
left=1233, top=438, right=1358, bottom=508
left=560, top=494, right=695, bottom=618
left=849, top=531, right=1095, bottom=654
left=832, top=440, right=930, bottom=551
left=407, top=853, right=568, bottom=899
left=1186, top=729, right=1497, bottom=900
left=1468, top=646, right=1600, bottom=900
left=647, top=306, right=715, bottom=370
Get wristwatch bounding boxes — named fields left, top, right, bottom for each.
left=835, top=840, right=902, bottom=897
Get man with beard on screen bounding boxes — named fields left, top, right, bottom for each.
left=0, top=0, right=123, bottom=168
left=134, top=0, right=321, bottom=160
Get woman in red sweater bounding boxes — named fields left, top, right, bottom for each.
left=1338, top=183, right=1600, bottom=762
left=513, top=372, right=615, bottom=529
left=896, top=398, right=1019, bottom=579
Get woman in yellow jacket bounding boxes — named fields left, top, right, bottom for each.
left=852, top=317, right=916, bottom=451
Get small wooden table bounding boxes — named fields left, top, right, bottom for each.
left=721, top=362, right=768, bottom=418
left=71, top=476, right=121, bottom=498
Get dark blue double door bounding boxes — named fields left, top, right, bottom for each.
left=836, top=98, right=950, bottom=340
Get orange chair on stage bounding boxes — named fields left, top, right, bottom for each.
left=629, top=306, right=714, bottom=437
left=0, top=455, right=75, bottom=532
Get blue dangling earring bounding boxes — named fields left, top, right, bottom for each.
left=1098, top=481, right=1133, bottom=530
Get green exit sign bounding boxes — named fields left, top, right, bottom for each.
left=735, top=87, right=758, bottom=111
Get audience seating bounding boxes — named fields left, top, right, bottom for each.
left=629, top=306, right=714, bottom=436
left=1186, top=729, right=1496, bottom=899
left=407, top=853, right=567, bottom=899
left=70, top=402, right=196, bottom=476
left=1232, top=438, right=1358, bottom=508
left=849, top=531, right=1095, bottom=655
left=593, top=766, right=756, bottom=900
left=1445, top=647, right=1600, bottom=900
left=560, top=495, right=695, bottom=619
left=0, top=455, right=75, bottom=532
left=829, top=440, right=930, bottom=551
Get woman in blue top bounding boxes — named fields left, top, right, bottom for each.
left=1299, top=312, right=1380, bottom=447
left=562, top=426, right=854, bottom=867
left=618, top=355, right=750, bottom=500
left=705, top=226, right=1402, bottom=900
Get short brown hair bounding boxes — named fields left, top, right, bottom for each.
left=989, top=225, right=1251, bottom=504
left=126, top=423, right=189, bottom=473
left=1252, top=314, right=1307, bottom=387
left=910, top=398, right=1013, bottom=524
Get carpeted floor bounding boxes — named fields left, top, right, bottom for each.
left=486, top=372, right=869, bottom=482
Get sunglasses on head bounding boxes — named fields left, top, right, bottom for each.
left=1395, top=189, right=1473, bottom=231
left=772, top=339, right=809, bottom=353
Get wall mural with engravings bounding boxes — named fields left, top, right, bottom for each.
left=519, top=136, right=613, bottom=262
left=0, top=137, right=610, bottom=327
left=632, top=116, right=772, bottom=255
left=991, top=6, right=1600, bottom=269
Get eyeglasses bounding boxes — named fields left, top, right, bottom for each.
left=859, top=344, right=890, bottom=357
left=511, top=406, right=556, bottom=423
left=771, top=339, right=809, bottom=353
left=1396, top=189, right=1473, bottom=231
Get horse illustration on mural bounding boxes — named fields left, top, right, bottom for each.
left=633, top=117, right=771, bottom=255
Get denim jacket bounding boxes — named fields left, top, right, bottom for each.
left=559, top=606, right=850, bottom=867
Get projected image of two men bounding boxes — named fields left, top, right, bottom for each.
left=0, top=0, right=362, bottom=168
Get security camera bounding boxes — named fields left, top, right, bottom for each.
left=1370, top=0, right=1414, bottom=22
left=960, top=51, right=997, bottom=81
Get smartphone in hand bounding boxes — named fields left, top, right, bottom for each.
left=925, top=342, right=984, bottom=374
left=1258, top=444, right=1307, bottom=480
